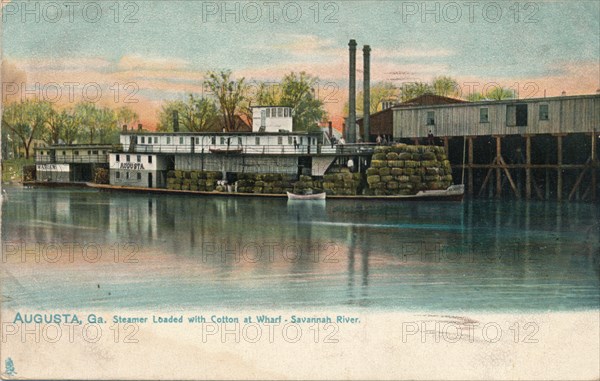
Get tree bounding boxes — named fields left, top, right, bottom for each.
left=279, top=72, right=326, bottom=132
left=343, top=81, right=400, bottom=116
left=75, top=103, right=117, bottom=144
left=157, top=100, right=187, bottom=132
left=186, top=95, right=219, bottom=132
left=432, top=76, right=459, bottom=97
left=75, top=102, right=100, bottom=143
left=253, top=72, right=327, bottom=132
left=156, top=95, right=220, bottom=132
left=116, top=106, right=139, bottom=130
left=1, top=99, right=51, bottom=159
left=59, top=108, right=81, bottom=145
left=96, top=107, right=118, bottom=144
left=465, top=87, right=516, bottom=101
left=44, top=107, right=66, bottom=145
left=204, top=70, right=248, bottom=131
left=400, top=82, right=433, bottom=102
left=485, top=86, right=515, bottom=100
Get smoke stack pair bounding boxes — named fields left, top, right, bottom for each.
left=348, top=40, right=371, bottom=143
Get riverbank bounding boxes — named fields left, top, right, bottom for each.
left=1, top=158, right=33, bottom=183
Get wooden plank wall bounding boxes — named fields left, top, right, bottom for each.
left=394, top=95, right=599, bottom=138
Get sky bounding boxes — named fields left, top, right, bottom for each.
left=1, top=0, right=599, bottom=128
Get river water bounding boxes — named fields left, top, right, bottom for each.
left=1, top=185, right=598, bottom=312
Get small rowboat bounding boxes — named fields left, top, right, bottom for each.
left=286, top=192, right=326, bottom=200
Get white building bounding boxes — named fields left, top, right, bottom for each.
left=251, top=106, right=293, bottom=133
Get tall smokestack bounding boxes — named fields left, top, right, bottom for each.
left=172, top=110, right=179, bottom=132
left=328, top=121, right=333, bottom=139
left=348, top=39, right=357, bottom=143
left=363, top=45, right=371, bottom=143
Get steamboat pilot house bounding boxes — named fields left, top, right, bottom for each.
left=108, top=106, right=343, bottom=189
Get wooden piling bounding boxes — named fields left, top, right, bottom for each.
left=556, top=134, right=563, bottom=201
left=592, top=131, right=597, bottom=201
left=525, top=135, right=531, bottom=200
left=468, top=137, right=474, bottom=196
left=495, top=136, right=502, bottom=198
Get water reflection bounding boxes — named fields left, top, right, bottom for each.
left=1, top=186, right=599, bottom=311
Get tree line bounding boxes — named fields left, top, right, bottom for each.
left=156, top=70, right=327, bottom=133
left=345, top=76, right=517, bottom=116
left=2, top=100, right=138, bottom=159
left=2, top=70, right=516, bottom=159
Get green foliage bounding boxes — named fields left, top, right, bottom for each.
left=204, top=70, right=249, bottom=131
left=485, top=86, right=516, bottom=100
left=466, top=87, right=516, bottom=101
left=1, top=158, right=33, bottom=183
left=253, top=71, right=327, bottom=132
left=344, top=81, right=400, bottom=116
left=74, top=102, right=118, bottom=144
left=466, top=92, right=486, bottom=102
left=157, top=95, right=219, bottom=132
left=400, top=82, right=434, bottom=102
left=432, top=76, right=459, bottom=97
left=116, top=106, right=139, bottom=130
left=2, top=99, right=52, bottom=159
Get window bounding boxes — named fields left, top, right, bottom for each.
left=426, top=111, right=435, bottom=125
left=265, top=108, right=270, bottom=118
left=137, top=173, right=141, bottom=180
left=141, top=137, right=145, bottom=144
left=277, top=108, right=283, bottom=117
left=92, top=150, right=98, bottom=155
left=103, top=150, right=107, bottom=154
left=238, top=137, right=242, bottom=145
left=480, top=108, right=489, bottom=123
left=126, top=155, right=130, bottom=162
left=148, top=156, right=152, bottom=163
left=74, top=151, right=79, bottom=155
left=179, top=137, right=183, bottom=144
left=62, top=151, right=66, bottom=155
left=154, top=137, right=158, bottom=144
left=195, top=137, right=199, bottom=144
left=278, top=136, right=283, bottom=145
left=211, top=136, right=216, bottom=145
left=255, top=137, right=260, bottom=145
left=116, top=154, right=120, bottom=162
left=220, top=137, right=225, bottom=145
left=136, top=155, right=141, bottom=162
left=87, top=150, right=91, bottom=155
left=116, top=171, right=120, bottom=179
left=126, top=172, right=130, bottom=179
left=539, top=104, right=549, bottom=120
left=167, top=137, right=171, bottom=144
left=288, top=136, right=292, bottom=145
left=300, top=137, right=304, bottom=145
left=284, top=108, right=289, bottom=117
